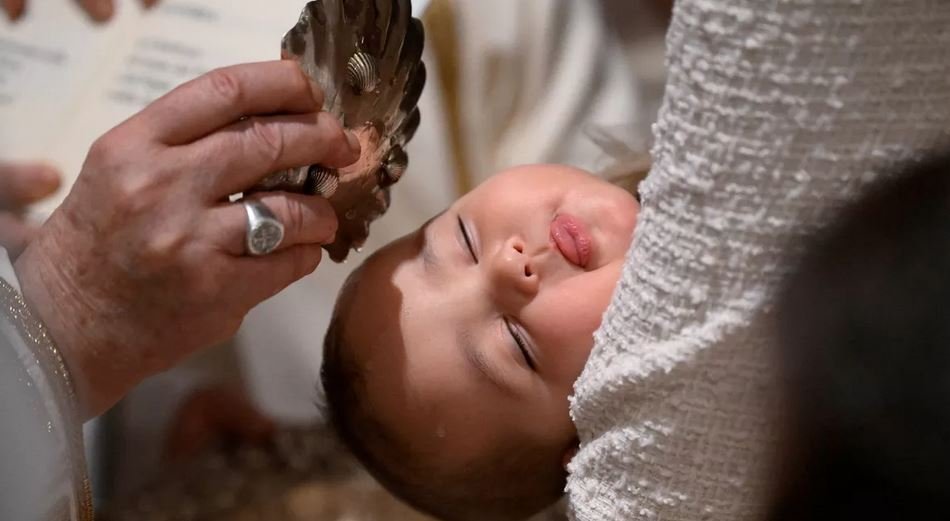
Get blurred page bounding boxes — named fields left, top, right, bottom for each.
left=0, top=0, right=136, bottom=165
left=1, top=0, right=308, bottom=213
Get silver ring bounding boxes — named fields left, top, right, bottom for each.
left=243, top=200, right=284, bottom=256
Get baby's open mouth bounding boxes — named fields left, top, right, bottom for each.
left=550, top=213, right=593, bottom=269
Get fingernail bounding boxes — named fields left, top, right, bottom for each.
left=344, top=130, right=361, bottom=157
left=37, top=166, right=61, bottom=188
left=88, top=0, right=114, bottom=22
left=297, top=66, right=325, bottom=108
left=26, top=167, right=61, bottom=198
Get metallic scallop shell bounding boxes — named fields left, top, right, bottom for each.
left=305, top=166, right=339, bottom=198
left=379, top=146, right=408, bottom=186
left=253, top=0, right=426, bottom=263
left=345, top=52, right=380, bottom=93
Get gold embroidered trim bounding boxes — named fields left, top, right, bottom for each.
left=0, top=279, right=93, bottom=521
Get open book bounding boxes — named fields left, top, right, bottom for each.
left=0, top=0, right=428, bottom=214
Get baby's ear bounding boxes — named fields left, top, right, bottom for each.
left=562, top=439, right=580, bottom=470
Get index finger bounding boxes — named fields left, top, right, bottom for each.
left=0, top=163, right=61, bottom=209
left=2, top=0, right=26, bottom=21
left=76, top=0, right=113, bottom=22
left=131, top=61, right=325, bottom=146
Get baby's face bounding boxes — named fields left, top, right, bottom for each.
left=340, top=165, right=639, bottom=474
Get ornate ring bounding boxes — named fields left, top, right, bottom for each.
left=243, top=200, right=285, bottom=256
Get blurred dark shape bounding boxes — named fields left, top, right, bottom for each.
left=772, top=150, right=950, bottom=521
left=99, top=423, right=437, bottom=521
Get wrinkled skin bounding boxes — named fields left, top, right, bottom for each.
left=14, top=61, right=359, bottom=420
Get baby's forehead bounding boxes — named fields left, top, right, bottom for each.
left=338, top=233, right=416, bottom=360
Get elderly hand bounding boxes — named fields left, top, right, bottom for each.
left=14, top=61, right=360, bottom=420
left=0, top=162, right=60, bottom=258
left=2, top=0, right=158, bottom=22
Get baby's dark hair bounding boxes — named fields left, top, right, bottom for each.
left=771, top=150, right=950, bottom=520
left=320, top=266, right=565, bottom=521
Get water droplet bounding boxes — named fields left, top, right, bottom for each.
left=436, top=425, right=447, bottom=439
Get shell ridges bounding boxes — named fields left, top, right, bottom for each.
left=346, top=52, right=380, bottom=93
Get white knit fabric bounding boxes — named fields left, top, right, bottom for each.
left=568, top=1, right=950, bottom=520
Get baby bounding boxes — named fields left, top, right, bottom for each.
left=321, top=164, right=641, bottom=521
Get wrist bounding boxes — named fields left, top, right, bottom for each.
left=13, top=230, right=139, bottom=420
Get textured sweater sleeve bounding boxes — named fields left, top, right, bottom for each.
left=567, top=2, right=950, bottom=520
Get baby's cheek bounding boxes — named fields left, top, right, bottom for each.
left=537, top=301, right=602, bottom=339
left=528, top=292, right=602, bottom=380
left=540, top=269, right=622, bottom=363
left=549, top=270, right=617, bottom=325
left=543, top=328, right=596, bottom=387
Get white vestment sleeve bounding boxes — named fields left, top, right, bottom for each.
left=568, top=2, right=950, bottom=520
left=0, top=251, right=91, bottom=521
left=0, top=247, right=20, bottom=292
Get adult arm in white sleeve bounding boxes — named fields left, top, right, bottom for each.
left=568, top=2, right=950, bottom=520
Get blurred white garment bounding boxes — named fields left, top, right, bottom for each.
left=412, top=0, right=431, bottom=17
left=236, top=0, right=645, bottom=423
left=567, top=1, right=950, bottom=519
left=0, top=251, right=90, bottom=521
left=451, top=0, right=644, bottom=182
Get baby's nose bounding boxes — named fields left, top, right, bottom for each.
left=489, top=237, right=539, bottom=302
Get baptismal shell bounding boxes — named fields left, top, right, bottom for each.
left=305, top=166, right=339, bottom=198
left=378, top=146, right=408, bottom=187
left=262, top=0, right=426, bottom=263
left=346, top=52, right=380, bottom=93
